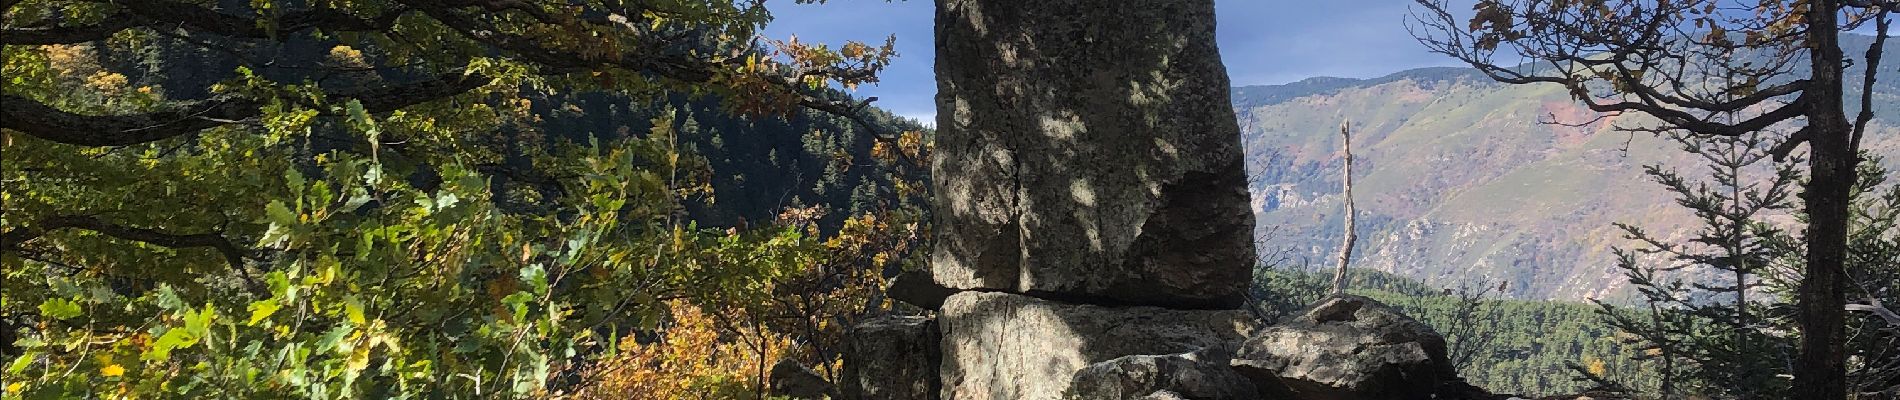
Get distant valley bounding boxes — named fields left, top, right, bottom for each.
left=1234, top=37, right=1900, bottom=301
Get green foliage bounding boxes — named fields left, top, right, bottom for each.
left=0, top=1, right=926, bottom=398
left=1584, top=137, right=1900, bottom=399
left=1586, top=132, right=1800, bottom=398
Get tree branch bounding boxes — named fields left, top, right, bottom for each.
left=5, top=0, right=892, bottom=146
left=1852, top=9, right=1889, bottom=152
left=1769, top=126, right=1814, bottom=161
left=2, top=215, right=245, bottom=261
left=1, top=215, right=263, bottom=293
left=0, top=2, right=409, bottom=45
left=404, top=0, right=893, bottom=137
left=0, top=17, right=141, bottom=45
left=1, top=73, right=486, bottom=146
left=1846, top=300, right=1900, bottom=328
left=1409, top=0, right=1814, bottom=140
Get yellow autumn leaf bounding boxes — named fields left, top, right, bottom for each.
left=101, top=363, right=125, bottom=377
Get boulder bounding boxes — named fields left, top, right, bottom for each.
left=931, top=0, right=1254, bottom=308
left=940, top=291, right=1258, bottom=400
left=841, top=315, right=941, bottom=400
left=1229, top=295, right=1459, bottom=400
left=1065, top=347, right=1261, bottom=400
left=768, top=359, right=836, bottom=400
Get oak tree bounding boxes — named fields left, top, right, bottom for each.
left=0, top=0, right=913, bottom=397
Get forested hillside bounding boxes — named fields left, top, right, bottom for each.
left=1235, top=34, right=1900, bottom=301
left=534, top=92, right=928, bottom=231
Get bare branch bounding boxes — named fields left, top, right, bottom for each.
left=1852, top=10, right=1890, bottom=152
left=1409, top=0, right=1813, bottom=140
left=1331, top=119, right=1357, bottom=296
left=1846, top=300, right=1900, bottom=328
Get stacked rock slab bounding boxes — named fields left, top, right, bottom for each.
left=842, top=315, right=942, bottom=400
left=930, top=0, right=1257, bottom=398
left=1065, top=347, right=1261, bottom=400
left=939, top=292, right=1256, bottom=399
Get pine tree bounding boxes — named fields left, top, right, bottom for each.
left=1593, top=131, right=1801, bottom=398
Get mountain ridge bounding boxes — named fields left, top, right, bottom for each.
left=1234, top=38, right=1900, bottom=300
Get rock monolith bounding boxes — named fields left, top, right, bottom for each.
left=932, top=0, right=1254, bottom=309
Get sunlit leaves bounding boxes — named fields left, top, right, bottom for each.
left=144, top=304, right=217, bottom=362
left=36, top=299, right=81, bottom=320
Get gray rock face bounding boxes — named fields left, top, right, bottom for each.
left=932, top=0, right=1255, bottom=308
left=1065, top=347, right=1262, bottom=400
left=1229, top=295, right=1458, bottom=400
left=842, top=315, right=941, bottom=400
left=768, top=359, right=836, bottom=400
left=939, top=291, right=1258, bottom=400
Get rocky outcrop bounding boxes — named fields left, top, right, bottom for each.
left=920, top=1, right=1261, bottom=398
left=931, top=0, right=1255, bottom=309
left=768, top=359, right=837, bottom=400
left=1065, top=347, right=1261, bottom=400
left=842, top=315, right=941, bottom=400
left=1229, top=295, right=1461, bottom=400
left=939, top=291, right=1258, bottom=400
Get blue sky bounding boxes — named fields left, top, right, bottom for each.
left=762, top=0, right=1472, bottom=124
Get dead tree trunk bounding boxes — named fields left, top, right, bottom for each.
left=1332, top=120, right=1357, bottom=296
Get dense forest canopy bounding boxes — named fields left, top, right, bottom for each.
left=1, top=0, right=930, bottom=397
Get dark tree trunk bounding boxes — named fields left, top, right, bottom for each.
left=1796, top=1, right=1852, bottom=398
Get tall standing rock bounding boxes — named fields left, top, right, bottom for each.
left=926, top=0, right=1261, bottom=398
left=931, top=0, right=1255, bottom=308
